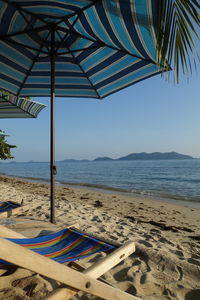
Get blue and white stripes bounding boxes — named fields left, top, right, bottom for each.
left=0, top=91, right=46, bottom=118
left=0, top=0, right=165, bottom=99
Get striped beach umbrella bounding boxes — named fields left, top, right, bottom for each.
left=0, top=92, right=46, bottom=118
left=0, top=0, right=168, bottom=223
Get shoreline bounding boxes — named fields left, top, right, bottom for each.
left=2, top=173, right=200, bottom=210
left=0, top=174, right=199, bottom=299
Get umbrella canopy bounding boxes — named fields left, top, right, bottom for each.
left=0, top=0, right=165, bottom=98
left=0, top=0, right=168, bottom=223
left=0, top=92, right=46, bottom=118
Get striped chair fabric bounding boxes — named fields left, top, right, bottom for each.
left=1, top=228, right=116, bottom=264
left=0, top=201, right=21, bottom=213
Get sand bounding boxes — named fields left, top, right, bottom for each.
left=0, top=175, right=199, bottom=300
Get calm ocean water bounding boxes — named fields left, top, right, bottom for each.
left=0, top=159, right=200, bottom=205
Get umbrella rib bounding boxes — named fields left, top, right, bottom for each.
left=54, top=24, right=101, bottom=56
left=0, top=25, right=51, bottom=40
left=55, top=30, right=100, bottom=98
left=56, top=0, right=103, bottom=26
left=3, top=0, right=102, bottom=28
left=2, top=37, right=48, bottom=55
left=16, top=10, right=50, bottom=53
left=56, top=45, right=102, bottom=56
left=55, top=15, right=79, bottom=53
left=16, top=32, right=52, bottom=99
left=0, top=2, right=51, bottom=54
left=67, top=49, right=100, bottom=99
left=12, top=4, right=49, bottom=52
left=0, top=5, right=51, bottom=54
left=2, top=0, right=49, bottom=25
left=1, top=0, right=162, bottom=66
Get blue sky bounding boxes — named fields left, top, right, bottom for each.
left=1, top=72, right=199, bottom=162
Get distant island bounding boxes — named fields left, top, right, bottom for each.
left=94, top=152, right=193, bottom=161
left=0, top=152, right=194, bottom=164
left=93, top=157, right=114, bottom=161
left=59, top=159, right=89, bottom=162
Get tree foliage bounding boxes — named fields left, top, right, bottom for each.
left=0, top=131, right=16, bottom=160
left=0, top=88, right=30, bottom=100
left=156, top=0, right=200, bottom=81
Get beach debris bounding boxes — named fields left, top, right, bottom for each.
left=124, top=216, right=195, bottom=234
left=80, top=193, right=90, bottom=200
left=125, top=216, right=135, bottom=222
left=94, top=200, right=103, bottom=208
left=189, top=235, right=200, bottom=242
left=148, top=221, right=194, bottom=233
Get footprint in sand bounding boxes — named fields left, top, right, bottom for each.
left=98, top=226, right=106, bottom=233
left=191, top=253, right=200, bottom=259
left=125, top=285, right=137, bottom=296
left=116, top=282, right=137, bottom=296
left=187, top=258, right=200, bottom=266
left=113, top=267, right=132, bottom=281
left=177, top=288, right=200, bottom=300
left=137, top=240, right=153, bottom=248
left=109, top=235, right=118, bottom=241
left=170, top=249, right=184, bottom=257
left=185, top=289, right=200, bottom=300
left=158, top=237, right=175, bottom=246
left=134, top=272, right=165, bottom=295
left=150, top=228, right=160, bottom=234
left=151, top=270, right=179, bottom=285
left=12, top=274, right=53, bottom=298
left=127, top=260, right=141, bottom=273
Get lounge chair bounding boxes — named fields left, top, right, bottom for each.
left=0, top=224, right=140, bottom=300
left=0, top=201, right=29, bottom=218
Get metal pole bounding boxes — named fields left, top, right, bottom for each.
left=50, top=28, right=56, bottom=223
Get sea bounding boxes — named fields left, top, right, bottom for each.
left=0, top=159, right=200, bottom=208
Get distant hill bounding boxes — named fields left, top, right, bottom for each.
left=57, top=152, right=194, bottom=163
left=59, top=159, right=89, bottom=162
left=94, top=157, right=114, bottom=161
left=118, top=152, right=193, bottom=160
left=94, top=152, right=193, bottom=161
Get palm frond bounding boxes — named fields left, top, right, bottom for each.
left=156, top=0, right=200, bottom=82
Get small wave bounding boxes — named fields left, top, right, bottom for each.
left=130, top=188, right=200, bottom=203
left=57, top=181, right=200, bottom=204
left=0, top=173, right=50, bottom=184
left=131, top=189, right=155, bottom=197
left=57, top=180, right=130, bottom=193
left=1, top=172, right=200, bottom=204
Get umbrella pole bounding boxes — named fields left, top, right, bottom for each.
left=50, top=28, right=56, bottom=223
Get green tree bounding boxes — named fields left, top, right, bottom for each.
left=0, top=131, right=16, bottom=160
left=156, top=0, right=200, bottom=81
left=0, top=88, right=30, bottom=100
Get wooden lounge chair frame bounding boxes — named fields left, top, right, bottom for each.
left=0, top=224, right=140, bottom=300
left=0, top=201, right=30, bottom=218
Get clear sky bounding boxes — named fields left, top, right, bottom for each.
left=1, top=72, right=199, bottom=162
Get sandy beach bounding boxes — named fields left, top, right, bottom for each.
left=0, top=175, right=199, bottom=299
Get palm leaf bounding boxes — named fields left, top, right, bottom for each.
left=155, top=0, right=200, bottom=81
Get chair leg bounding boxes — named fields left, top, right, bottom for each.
left=0, top=204, right=30, bottom=219
left=43, top=241, right=140, bottom=300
